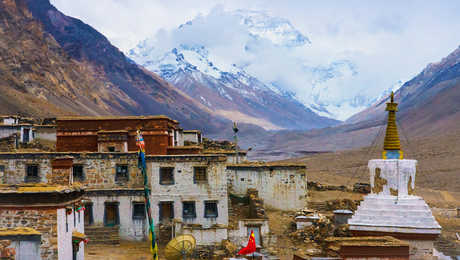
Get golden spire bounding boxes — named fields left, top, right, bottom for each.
left=383, top=92, right=403, bottom=159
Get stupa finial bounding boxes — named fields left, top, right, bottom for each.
left=383, top=91, right=403, bottom=159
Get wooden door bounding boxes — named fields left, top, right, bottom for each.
left=105, top=204, right=118, bottom=226
left=84, top=204, right=93, bottom=226
left=159, top=202, right=173, bottom=222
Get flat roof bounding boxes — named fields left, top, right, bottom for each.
left=0, top=183, right=83, bottom=194
left=57, top=115, right=176, bottom=122
left=226, top=162, right=306, bottom=168
left=203, top=149, right=247, bottom=155
left=0, top=227, right=41, bottom=236
left=325, top=236, right=409, bottom=247
left=183, top=130, right=201, bottom=133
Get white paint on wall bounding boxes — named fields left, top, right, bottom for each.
left=57, top=207, right=85, bottom=260
left=226, top=167, right=308, bottom=211
left=88, top=195, right=148, bottom=241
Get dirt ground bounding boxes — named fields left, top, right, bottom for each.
left=85, top=242, right=162, bottom=260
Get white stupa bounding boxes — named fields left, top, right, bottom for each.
left=348, top=92, right=441, bottom=258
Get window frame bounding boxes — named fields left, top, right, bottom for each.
left=72, top=164, right=85, bottom=182
left=182, top=201, right=196, bottom=219
left=159, top=167, right=175, bottom=185
left=115, top=164, right=129, bottom=183
left=204, top=200, right=218, bottom=218
left=159, top=201, right=174, bottom=222
left=25, top=164, right=40, bottom=183
left=193, top=166, right=208, bottom=183
left=132, top=202, right=146, bottom=220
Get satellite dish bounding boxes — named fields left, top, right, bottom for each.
left=164, top=234, right=196, bottom=260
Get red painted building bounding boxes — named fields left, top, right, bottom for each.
left=56, top=116, right=181, bottom=155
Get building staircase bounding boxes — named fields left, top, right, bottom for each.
left=85, top=226, right=120, bottom=245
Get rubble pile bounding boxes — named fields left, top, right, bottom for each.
left=0, top=240, right=15, bottom=259
left=325, top=199, right=359, bottom=211
left=202, top=138, right=236, bottom=150
left=352, top=182, right=371, bottom=194
left=307, top=181, right=349, bottom=192
left=289, top=213, right=335, bottom=253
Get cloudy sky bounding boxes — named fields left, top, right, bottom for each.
left=51, top=0, right=460, bottom=120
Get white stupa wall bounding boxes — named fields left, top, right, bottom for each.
left=349, top=158, right=442, bottom=259
left=368, top=159, right=417, bottom=198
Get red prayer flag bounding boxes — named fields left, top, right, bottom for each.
left=237, top=230, right=256, bottom=255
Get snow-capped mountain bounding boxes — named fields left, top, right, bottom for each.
left=128, top=8, right=384, bottom=127
left=130, top=42, right=338, bottom=130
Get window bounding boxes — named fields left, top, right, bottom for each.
left=115, top=165, right=129, bottom=182
left=159, top=202, right=174, bottom=222
left=182, top=202, right=196, bottom=219
left=25, top=165, right=40, bottom=183
left=133, top=203, right=146, bottom=220
left=204, top=201, right=218, bottom=218
left=159, top=167, right=174, bottom=185
left=73, top=165, right=85, bottom=182
left=108, top=146, right=115, bottom=152
left=193, top=167, right=207, bottom=183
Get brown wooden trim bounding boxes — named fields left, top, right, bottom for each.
left=350, top=230, right=440, bottom=240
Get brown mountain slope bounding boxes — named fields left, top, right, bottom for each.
left=0, top=0, right=228, bottom=133
left=0, top=0, right=116, bottom=116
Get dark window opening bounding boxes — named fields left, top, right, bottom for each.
left=73, top=165, right=85, bottom=182
left=160, top=167, right=174, bottom=185
left=204, top=201, right=218, bottom=218
left=108, top=146, right=115, bottom=152
left=193, top=167, right=207, bottom=183
left=84, top=203, right=94, bottom=226
left=133, top=203, right=146, bottom=220
left=25, top=165, right=40, bottom=183
left=159, top=202, right=174, bottom=222
left=23, top=128, right=30, bottom=143
left=115, top=165, right=129, bottom=182
left=182, top=201, right=196, bottom=219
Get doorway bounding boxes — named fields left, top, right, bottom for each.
left=23, top=128, right=30, bottom=143
left=104, top=202, right=119, bottom=227
left=159, top=201, right=174, bottom=223
left=84, top=203, right=93, bottom=226
left=247, top=226, right=261, bottom=246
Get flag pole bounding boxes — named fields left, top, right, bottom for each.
left=137, top=130, right=159, bottom=260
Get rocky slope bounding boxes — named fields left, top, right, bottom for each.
left=0, top=0, right=227, bottom=133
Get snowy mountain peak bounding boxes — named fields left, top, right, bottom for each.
left=128, top=8, right=392, bottom=123
left=232, top=9, right=311, bottom=47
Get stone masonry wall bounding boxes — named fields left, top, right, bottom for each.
left=0, top=208, right=58, bottom=259
left=149, top=159, right=229, bottom=229
left=0, top=153, right=143, bottom=189
left=227, top=166, right=308, bottom=211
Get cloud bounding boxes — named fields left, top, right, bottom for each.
left=51, top=0, right=460, bottom=120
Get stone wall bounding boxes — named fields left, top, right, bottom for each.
left=87, top=193, right=146, bottom=241
left=149, top=157, right=229, bottom=229
left=226, top=166, right=308, bottom=211
left=0, top=240, right=15, bottom=259
left=0, top=156, right=51, bottom=184
left=0, top=208, right=58, bottom=259
left=0, top=153, right=143, bottom=189
left=228, top=219, right=270, bottom=247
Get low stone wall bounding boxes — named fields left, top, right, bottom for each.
left=0, top=240, right=15, bottom=259
left=0, top=209, right=58, bottom=259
